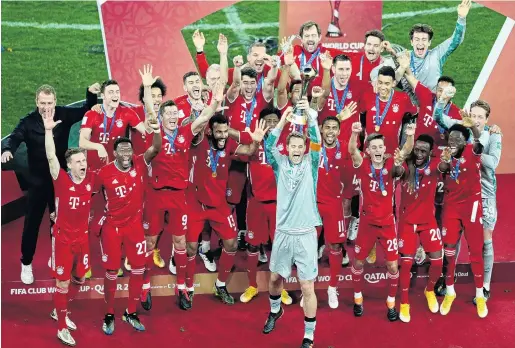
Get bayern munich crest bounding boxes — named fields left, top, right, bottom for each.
left=178, top=135, right=185, bottom=143
left=335, top=152, right=341, bottom=159
left=56, top=266, right=64, bottom=275
left=392, top=104, right=399, bottom=113
left=86, top=184, right=91, bottom=191
left=143, top=221, right=149, bottom=230
left=355, top=245, right=361, bottom=254
left=424, top=168, right=431, bottom=175
left=116, top=119, right=123, bottom=128
left=102, top=254, right=108, bottom=262
left=347, top=91, right=352, bottom=99
left=382, top=168, right=388, bottom=175
left=226, top=188, right=232, bottom=197
left=442, top=228, right=447, bottom=237
left=220, top=150, right=226, bottom=158
left=247, top=231, right=254, bottom=239
left=130, top=170, right=137, bottom=177
left=277, top=143, right=284, bottom=151
left=398, top=239, right=404, bottom=248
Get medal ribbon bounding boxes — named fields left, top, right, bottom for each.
left=187, top=98, right=201, bottom=119
left=331, top=79, right=350, bottom=114
left=375, top=90, right=394, bottom=129
left=243, top=97, right=257, bottom=128
left=256, top=74, right=264, bottom=93
left=370, top=163, right=386, bottom=193
left=164, top=128, right=179, bottom=154
left=322, top=141, right=340, bottom=173
left=101, top=105, right=116, bottom=139
left=450, top=157, right=460, bottom=183
left=300, top=47, right=321, bottom=70
left=209, top=147, right=222, bottom=176
left=414, top=159, right=430, bottom=192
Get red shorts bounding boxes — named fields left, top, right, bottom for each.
left=442, top=199, right=483, bottom=252
left=226, top=161, right=247, bottom=205
left=143, top=188, right=188, bottom=237
left=89, top=193, right=106, bottom=237
left=246, top=198, right=276, bottom=245
left=354, top=217, right=398, bottom=262
left=100, top=215, right=146, bottom=270
left=318, top=201, right=347, bottom=244
left=398, top=219, right=442, bottom=255
left=51, top=236, right=90, bottom=281
left=342, top=170, right=360, bottom=200
left=187, top=197, right=237, bottom=243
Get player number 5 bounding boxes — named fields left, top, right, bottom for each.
left=387, top=239, right=398, bottom=251
left=136, top=241, right=147, bottom=255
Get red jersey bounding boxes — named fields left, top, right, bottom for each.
left=316, top=145, right=346, bottom=204
left=81, top=106, right=141, bottom=171
left=284, top=44, right=341, bottom=77
left=129, top=105, right=150, bottom=156
left=400, top=160, right=441, bottom=224
left=193, top=138, right=240, bottom=207
left=174, top=94, right=208, bottom=123
left=319, top=79, right=365, bottom=144
left=248, top=141, right=276, bottom=202
left=53, top=169, right=96, bottom=242
left=148, top=123, right=196, bottom=190
left=346, top=51, right=381, bottom=83
left=444, top=145, right=482, bottom=205
left=414, top=83, right=461, bottom=148
left=356, top=156, right=397, bottom=226
left=360, top=89, right=417, bottom=151
left=96, top=154, right=148, bottom=226
left=227, top=92, right=272, bottom=131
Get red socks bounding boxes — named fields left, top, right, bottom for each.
left=175, top=248, right=187, bottom=286
left=186, top=255, right=196, bottom=289
left=329, top=249, right=343, bottom=287
left=218, top=248, right=236, bottom=283
left=128, top=267, right=144, bottom=313
left=400, top=257, right=413, bottom=304
left=246, top=249, right=259, bottom=288
left=387, top=269, right=399, bottom=298
left=427, top=257, right=443, bottom=291
left=351, top=265, right=364, bottom=294
left=54, top=286, right=68, bottom=330
left=104, top=271, right=118, bottom=314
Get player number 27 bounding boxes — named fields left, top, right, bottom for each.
left=136, top=241, right=147, bottom=255
left=387, top=239, right=398, bottom=251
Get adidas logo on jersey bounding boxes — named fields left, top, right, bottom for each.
left=69, top=186, right=75, bottom=191
left=112, top=179, right=118, bottom=184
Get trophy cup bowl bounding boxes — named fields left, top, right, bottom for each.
left=288, top=66, right=318, bottom=126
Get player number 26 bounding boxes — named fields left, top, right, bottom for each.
left=387, top=239, right=398, bottom=251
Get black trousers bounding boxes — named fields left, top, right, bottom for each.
left=20, top=181, right=55, bottom=265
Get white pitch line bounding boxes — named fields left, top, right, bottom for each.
left=464, top=17, right=515, bottom=109
left=222, top=7, right=250, bottom=42
left=1, top=4, right=483, bottom=32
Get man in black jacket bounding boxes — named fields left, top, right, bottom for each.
left=1, top=83, right=99, bottom=284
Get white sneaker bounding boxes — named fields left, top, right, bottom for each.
left=258, top=249, right=268, bottom=263
left=57, top=328, right=76, bottom=346
left=169, top=256, right=177, bottom=275
left=21, top=263, right=34, bottom=285
left=51, top=308, right=77, bottom=330
left=342, top=253, right=350, bottom=267
left=318, top=245, right=326, bottom=260
left=200, top=241, right=210, bottom=254
left=199, top=252, right=216, bottom=272
left=327, top=286, right=339, bottom=309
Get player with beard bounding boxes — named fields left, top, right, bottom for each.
left=397, top=134, right=444, bottom=323
left=261, top=104, right=321, bottom=348
left=239, top=107, right=292, bottom=306
left=317, top=115, right=357, bottom=309
left=185, top=114, right=268, bottom=306
left=359, top=66, right=417, bottom=152
left=372, top=0, right=471, bottom=92
left=434, top=103, right=488, bottom=318
left=44, top=113, right=95, bottom=346
left=433, top=92, right=501, bottom=304
left=348, top=122, right=415, bottom=321
left=94, top=106, right=161, bottom=334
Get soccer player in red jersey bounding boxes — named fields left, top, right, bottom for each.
left=397, top=134, right=444, bottom=322
left=319, top=54, right=364, bottom=145
left=239, top=107, right=292, bottom=305
left=173, top=72, right=206, bottom=122
left=317, top=115, right=356, bottom=309
left=142, top=75, right=225, bottom=311
left=435, top=102, right=488, bottom=318
left=44, top=112, right=95, bottom=346
left=345, top=30, right=391, bottom=83
left=95, top=116, right=162, bottom=334
left=348, top=122, right=415, bottom=321
left=359, top=66, right=417, bottom=151
left=185, top=114, right=268, bottom=306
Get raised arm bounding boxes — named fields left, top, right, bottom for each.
left=393, top=123, right=416, bottom=177
left=63, top=83, right=100, bottom=126
left=192, top=29, right=209, bottom=78
left=217, top=33, right=229, bottom=86
left=265, top=106, right=291, bottom=170
left=460, top=110, right=483, bottom=155
left=143, top=114, right=162, bottom=164
left=349, top=122, right=364, bottom=167
left=234, top=119, right=269, bottom=156
left=226, top=56, right=243, bottom=102
left=43, top=110, right=62, bottom=180
left=263, top=55, right=279, bottom=101
left=191, top=81, right=224, bottom=134
left=277, top=39, right=295, bottom=109
left=435, top=0, right=470, bottom=66
left=433, top=86, right=460, bottom=129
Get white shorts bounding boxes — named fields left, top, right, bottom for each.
left=482, top=198, right=497, bottom=230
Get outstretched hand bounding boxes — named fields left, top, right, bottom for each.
left=139, top=64, right=159, bottom=87
left=459, top=109, right=475, bottom=128
left=248, top=119, right=270, bottom=143
left=338, top=101, right=358, bottom=122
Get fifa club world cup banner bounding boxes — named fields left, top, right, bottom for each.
left=279, top=0, right=382, bottom=51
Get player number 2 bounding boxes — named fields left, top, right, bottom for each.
left=387, top=239, right=398, bottom=251
left=430, top=228, right=441, bottom=241
left=227, top=215, right=236, bottom=229
left=136, top=241, right=147, bottom=255
left=437, top=182, right=444, bottom=193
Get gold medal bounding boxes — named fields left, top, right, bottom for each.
left=375, top=125, right=380, bottom=132
left=381, top=190, right=387, bottom=196
left=212, top=172, right=217, bottom=178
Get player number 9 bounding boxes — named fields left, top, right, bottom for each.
left=182, top=215, right=188, bottom=227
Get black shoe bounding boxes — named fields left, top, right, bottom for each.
left=301, top=338, right=314, bottom=348
left=177, top=288, right=192, bottom=310
left=122, top=310, right=145, bottom=331
left=353, top=302, right=363, bottom=317
left=140, top=289, right=152, bottom=311
left=262, top=307, right=284, bottom=334
left=102, top=314, right=115, bottom=335
left=214, top=284, right=235, bottom=305
left=387, top=306, right=399, bottom=322
left=188, top=290, right=195, bottom=306
left=473, top=287, right=491, bottom=305
left=434, top=276, right=447, bottom=297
